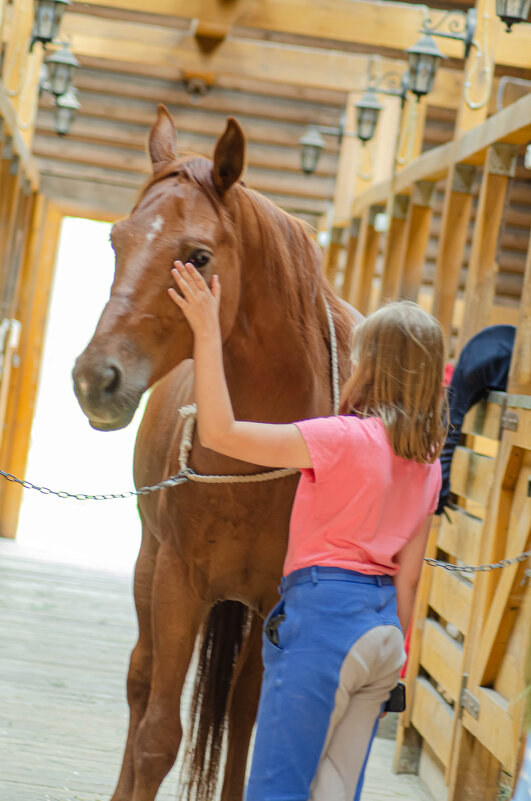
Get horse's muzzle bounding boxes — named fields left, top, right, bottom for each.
left=72, top=353, right=146, bottom=431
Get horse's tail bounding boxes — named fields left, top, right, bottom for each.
left=179, top=600, right=254, bottom=801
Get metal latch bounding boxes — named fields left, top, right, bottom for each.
left=500, top=410, right=519, bottom=432
left=460, top=688, right=480, bottom=719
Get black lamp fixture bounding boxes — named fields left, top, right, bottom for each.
left=355, top=71, right=408, bottom=143
left=299, top=126, right=326, bottom=175
left=45, top=44, right=79, bottom=97
left=354, top=88, right=383, bottom=144
left=54, top=86, right=80, bottom=136
left=32, top=0, right=71, bottom=49
left=496, top=0, right=531, bottom=31
left=406, top=34, right=446, bottom=99
left=299, top=116, right=362, bottom=175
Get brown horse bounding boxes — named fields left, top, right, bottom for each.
left=73, top=105, right=361, bottom=801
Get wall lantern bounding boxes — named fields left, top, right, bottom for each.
left=496, top=0, right=531, bottom=30
left=45, top=44, right=79, bottom=97
left=406, top=34, right=446, bottom=99
left=32, top=0, right=71, bottom=49
left=55, top=86, right=80, bottom=136
left=354, top=70, right=409, bottom=145
left=299, top=117, right=361, bottom=175
left=355, top=89, right=383, bottom=143
left=299, top=126, right=326, bottom=174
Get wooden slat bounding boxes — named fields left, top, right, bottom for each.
left=462, top=689, right=516, bottom=770
left=450, top=446, right=496, bottom=507
left=411, top=677, right=454, bottom=768
left=420, top=619, right=464, bottom=702
left=429, top=568, right=473, bottom=635
left=438, top=508, right=483, bottom=567
left=462, top=400, right=503, bottom=441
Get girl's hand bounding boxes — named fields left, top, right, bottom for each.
left=168, top=261, right=221, bottom=336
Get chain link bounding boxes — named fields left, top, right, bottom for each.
left=0, top=467, right=188, bottom=500
left=2, top=467, right=530, bottom=574
left=425, top=551, right=531, bottom=573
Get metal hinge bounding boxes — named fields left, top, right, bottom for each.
left=460, top=676, right=480, bottom=719
left=500, top=410, right=519, bottom=432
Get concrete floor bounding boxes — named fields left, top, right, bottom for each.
left=0, top=538, right=433, bottom=801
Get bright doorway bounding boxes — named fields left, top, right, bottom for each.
left=17, top=217, right=146, bottom=574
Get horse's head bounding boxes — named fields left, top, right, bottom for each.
left=73, top=105, right=246, bottom=430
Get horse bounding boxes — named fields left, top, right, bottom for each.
left=72, top=104, right=361, bottom=801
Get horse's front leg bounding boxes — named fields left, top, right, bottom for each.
left=132, top=540, right=207, bottom=801
left=111, top=524, right=158, bottom=801
left=221, top=612, right=264, bottom=801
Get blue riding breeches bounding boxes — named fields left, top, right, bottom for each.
left=245, top=565, right=405, bottom=801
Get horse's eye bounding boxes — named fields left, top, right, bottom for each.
left=189, top=250, right=211, bottom=269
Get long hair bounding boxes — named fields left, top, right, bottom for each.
left=339, top=301, right=448, bottom=463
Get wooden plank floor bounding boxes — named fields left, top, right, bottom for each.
left=0, top=539, right=434, bottom=801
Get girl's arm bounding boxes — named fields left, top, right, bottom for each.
left=168, top=261, right=312, bottom=469
left=393, top=515, right=432, bottom=634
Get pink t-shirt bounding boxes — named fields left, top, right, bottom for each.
left=284, top=415, right=441, bottom=577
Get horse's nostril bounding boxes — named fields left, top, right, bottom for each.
left=102, top=365, right=121, bottom=396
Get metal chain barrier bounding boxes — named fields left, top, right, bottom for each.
left=2, top=466, right=529, bottom=573
left=0, top=467, right=189, bottom=500
left=425, top=552, right=531, bottom=573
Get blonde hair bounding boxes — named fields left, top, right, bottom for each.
left=339, top=301, right=448, bottom=463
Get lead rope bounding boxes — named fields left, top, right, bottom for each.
left=176, top=292, right=340, bottom=484
left=0, top=294, right=340, bottom=494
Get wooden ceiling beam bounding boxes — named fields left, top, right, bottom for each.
left=38, top=92, right=342, bottom=151
left=33, top=119, right=339, bottom=176
left=59, top=15, right=462, bottom=108
left=70, top=0, right=531, bottom=68
left=72, top=69, right=345, bottom=126
left=35, top=152, right=335, bottom=199
left=40, top=174, right=327, bottom=225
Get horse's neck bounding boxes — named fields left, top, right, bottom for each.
left=222, top=265, right=333, bottom=423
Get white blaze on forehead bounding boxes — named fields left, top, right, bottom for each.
left=146, top=214, right=165, bottom=243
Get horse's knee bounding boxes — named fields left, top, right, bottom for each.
left=127, top=646, right=151, bottom=708
left=134, top=709, right=182, bottom=781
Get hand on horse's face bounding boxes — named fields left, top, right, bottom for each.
left=168, top=261, right=221, bottom=337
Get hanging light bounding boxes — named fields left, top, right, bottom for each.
left=45, top=45, right=79, bottom=97
left=54, top=86, right=80, bottom=136
left=407, top=34, right=446, bottom=99
left=299, top=127, right=326, bottom=175
left=32, top=0, right=71, bottom=48
left=496, top=0, right=531, bottom=30
left=355, top=88, right=383, bottom=143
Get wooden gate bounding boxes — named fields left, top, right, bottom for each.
left=395, top=248, right=531, bottom=801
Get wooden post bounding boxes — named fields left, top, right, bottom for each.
left=455, top=0, right=499, bottom=136
left=348, top=205, right=382, bottom=316
left=507, top=235, right=531, bottom=395
left=399, top=181, right=436, bottom=302
left=331, top=92, right=361, bottom=228
left=457, top=143, right=517, bottom=353
left=431, top=163, right=477, bottom=342
left=0, top=198, right=62, bottom=539
left=341, top=217, right=361, bottom=303
left=379, top=194, right=409, bottom=303
left=325, top=225, right=346, bottom=283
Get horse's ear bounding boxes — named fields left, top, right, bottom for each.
left=148, top=105, right=177, bottom=175
left=212, top=117, right=245, bottom=195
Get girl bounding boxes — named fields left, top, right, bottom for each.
left=168, top=261, right=447, bottom=801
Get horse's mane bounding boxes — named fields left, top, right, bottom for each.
left=138, top=156, right=353, bottom=371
